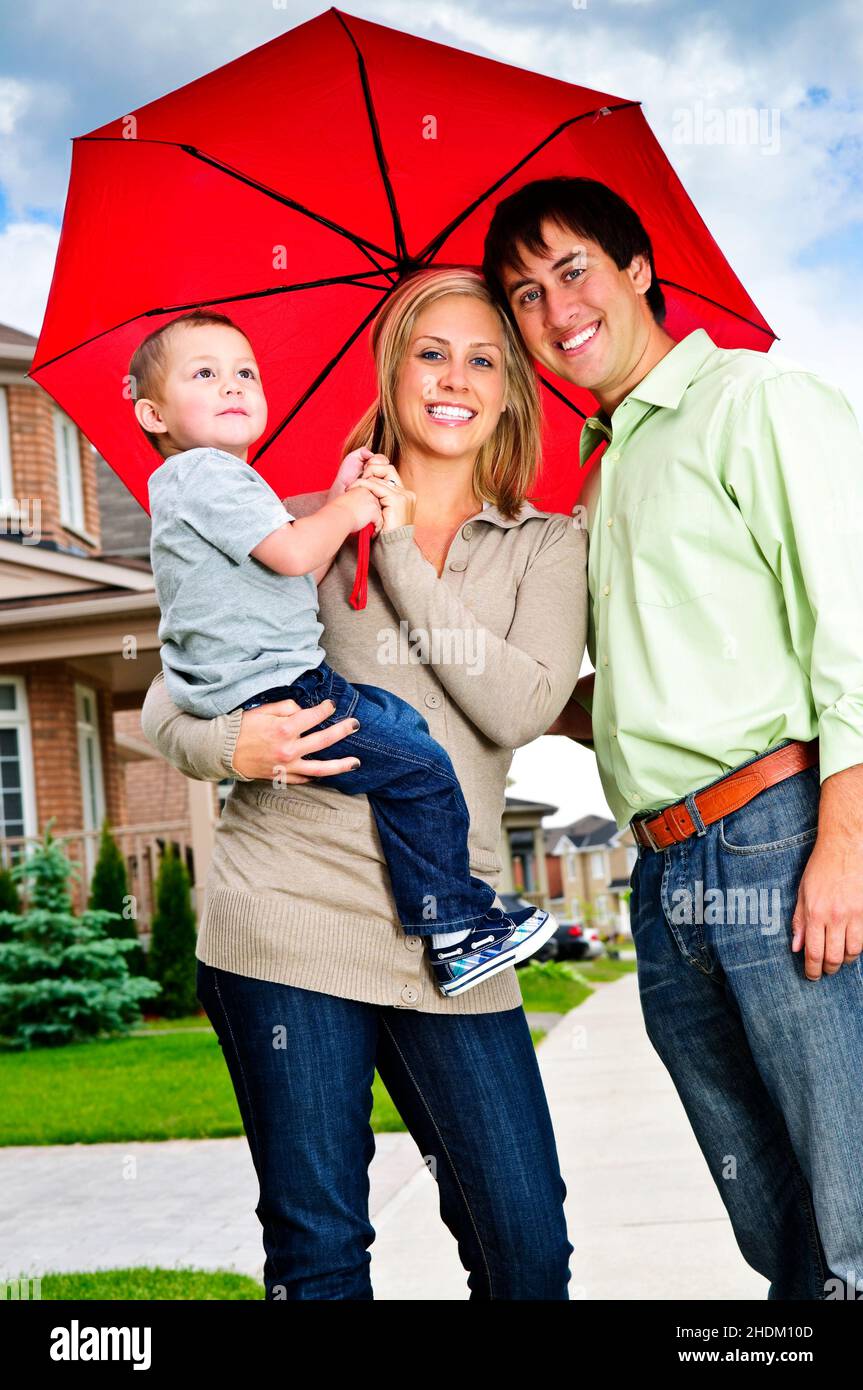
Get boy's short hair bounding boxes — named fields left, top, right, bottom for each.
left=482, top=176, right=666, bottom=325
left=129, top=310, right=247, bottom=456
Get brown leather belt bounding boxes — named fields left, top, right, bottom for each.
left=630, top=739, right=820, bottom=852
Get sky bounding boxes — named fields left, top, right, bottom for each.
left=1, top=0, right=860, bottom=827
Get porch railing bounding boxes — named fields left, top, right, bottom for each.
left=0, top=821, right=194, bottom=933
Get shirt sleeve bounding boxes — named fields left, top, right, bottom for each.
left=176, top=449, right=295, bottom=564
left=371, top=515, right=588, bottom=748
left=140, top=670, right=253, bottom=782
left=723, top=371, right=863, bottom=782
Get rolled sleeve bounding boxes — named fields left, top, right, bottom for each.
left=724, top=372, right=863, bottom=781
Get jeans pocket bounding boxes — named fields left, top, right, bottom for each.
left=719, top=767, right=820, bottom=855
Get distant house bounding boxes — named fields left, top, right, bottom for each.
left=545, top=814, right=637, bottom=935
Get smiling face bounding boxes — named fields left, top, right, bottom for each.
left=134, top=322, right=268, bottom=459
left=501, top=219, right=654, bottom=410
left=392, top=293, right=508, bottom=464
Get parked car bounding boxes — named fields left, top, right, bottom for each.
left=553, top=918, right=604, bottom=961
left=498, top=893, right=559, bottom=964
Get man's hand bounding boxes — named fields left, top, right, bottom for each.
left=546, top=672, right=595, bottom=741
left=791, top=762, right=863, bottom=979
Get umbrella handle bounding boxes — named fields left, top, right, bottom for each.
left=348, top=520, right=375, bottom=610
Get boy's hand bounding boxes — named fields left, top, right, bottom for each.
left=328, top=447, right=374, bottom=498
left=332, top=486, right=383, bottom=535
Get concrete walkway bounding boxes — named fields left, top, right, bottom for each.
left=0, top=976, right=767, bottom=1299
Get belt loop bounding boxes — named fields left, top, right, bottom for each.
left=684, top=793, right=708, bottom=837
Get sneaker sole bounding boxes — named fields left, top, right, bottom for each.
left=439, top=910, right=555, bottom=997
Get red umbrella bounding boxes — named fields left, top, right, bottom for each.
left=30, top=6, right=774, bottom=553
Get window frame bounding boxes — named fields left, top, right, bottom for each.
left=54, top=407, right=86, bottom=535
left=0, top=675, right=38, bottom=844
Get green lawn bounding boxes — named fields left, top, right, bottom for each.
left=0, top=961, right=626, bottom=1147
left=11, top=1268, right=263, bottom=1300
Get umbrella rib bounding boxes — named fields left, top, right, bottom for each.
left=77, top=134, right=400, bottom=272
left=334, top=10, right=409, bottom=263
left=538, top=375, right=588, bottom=418
left=29, top=272, right=393, bottom=375
left=251, top=287, right=398, bottom=463
left=658, top=280, right=776, bottom=339
left=412, top=101, right=641, bottom=265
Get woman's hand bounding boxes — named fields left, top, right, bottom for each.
left=347, top=456, right=417, bottom=531
left=232, top=697, right=360, bottom=782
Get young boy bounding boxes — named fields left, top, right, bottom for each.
left=132, top=310, right=557, bottom=995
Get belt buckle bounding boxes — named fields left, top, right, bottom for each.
left=635, top=814, right=662, bottom=853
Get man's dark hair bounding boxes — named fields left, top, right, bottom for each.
left=482, top=176, right=666, bottom=325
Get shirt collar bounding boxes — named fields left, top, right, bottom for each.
left=578, top=328, right=718, bottom=467
left=472, top=497, right=555, bottom=529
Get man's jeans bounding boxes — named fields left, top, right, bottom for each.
left=196, top=961, right=573, bottom=1299
left=629, top=749, right=863, bottom=1299
left=241, top=660, right=497, bottom=933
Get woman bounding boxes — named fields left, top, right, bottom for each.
left=141, top=268, right=588, bottom=1300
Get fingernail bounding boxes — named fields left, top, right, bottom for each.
left=351, top=760, right=361, bottom=769
left=350, top=720, right=360, bottom=732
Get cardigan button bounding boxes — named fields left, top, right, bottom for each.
left=405, top=935, right=421, bottom=951
left=461, top=523, right=473, bottom=539
left=400, top=985, right=419, bottom=1005
left=424, top=691, right=442, bottom=709
left=448, top=559, right=467, bottom=571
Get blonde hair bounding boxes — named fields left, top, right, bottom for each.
left=343, top=269, right=542, bottom=518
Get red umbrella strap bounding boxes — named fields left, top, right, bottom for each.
left=348, top=521, right=375, bottom=610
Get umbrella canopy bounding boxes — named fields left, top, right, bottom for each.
left=30, top=6, right=774, bottom=518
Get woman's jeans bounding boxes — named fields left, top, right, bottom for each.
left=197, top=960, right=573, bottom=1300
left=629, top=752, right=863, bottom=1300
left=240, top=660, right=497, bottom=933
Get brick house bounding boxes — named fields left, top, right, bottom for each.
left=0, top=320, right=215, bottom=919
left=545, top=814, right=637, bottom=936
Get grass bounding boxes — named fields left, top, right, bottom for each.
left=8, top=1268, right=263, bottom=1300
left=0, top=961, right=628, bottom=1147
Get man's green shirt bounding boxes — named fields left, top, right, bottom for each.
left=577, top=328, right=863, bottom=829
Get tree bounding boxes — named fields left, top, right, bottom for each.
left=0, top=866, right=21, bottom=939
left=88, top=820, right=145, bottom=974
left=0, top=824, right=161, bottom=1050
left=147, top=844, right=198, bottom=1018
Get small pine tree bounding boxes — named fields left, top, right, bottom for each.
left=0, top=866, right=21, bottom=940
left=88, top=820, right=145, bottom=974
left=0, top=824, right=162, bottom=1050
left=147, top=844, right=198, bottom=1018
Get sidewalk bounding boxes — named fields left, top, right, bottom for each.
left=0, top=976, right=767, bottom=1300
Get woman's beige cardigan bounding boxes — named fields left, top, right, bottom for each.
left=141, top=489, right=588, bottom=1013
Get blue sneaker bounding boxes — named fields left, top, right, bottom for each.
left=428, top=906, right=558, bottom=997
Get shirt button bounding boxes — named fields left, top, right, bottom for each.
left=602, top=583, right=610, bottom=596
left=610, top=450, right=621, bottom=461
left=606, top=517, right=614, bottom=527
left=448, top=559, right=467, bottom=571
left=461, top=524, right=473, bottom=539
left=424, top=691, right=442, bottom=709
left=602, top=654, right=609, bottom=666
left=400, top=985, right=419, bottom=1005
left=610, top=726, right=617, bottom=737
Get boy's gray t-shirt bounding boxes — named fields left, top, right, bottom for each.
left=148, top=447, right=325, bottom=716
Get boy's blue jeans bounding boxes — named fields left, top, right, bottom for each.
left=240, top=660, right=497, bottom=934
left=629, top=747, right=863, bottom=1299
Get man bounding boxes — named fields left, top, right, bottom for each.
left=482, top=177, right=863, bottom=1300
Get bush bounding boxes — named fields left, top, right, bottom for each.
left=88, top=820, right=145, bottom=974
left=147, top=844, right=198, bottom=1018
left=0, top=824, right=161, bottom=1050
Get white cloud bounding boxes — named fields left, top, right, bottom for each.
left=0, top=218, right=59, bottom=338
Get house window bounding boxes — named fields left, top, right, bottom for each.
left=566, top=852, right=577, bottom=878
left=0, top=387, right=13, bottom=503
left=0, top=677, right=37, bottom=847
left=626, top=846, right=638, bottom=870
left=75, top=684, right=106, bottom=876
left=54, top=407, right=86, bottom=534
left=590, top=850, right=606, bottom=880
